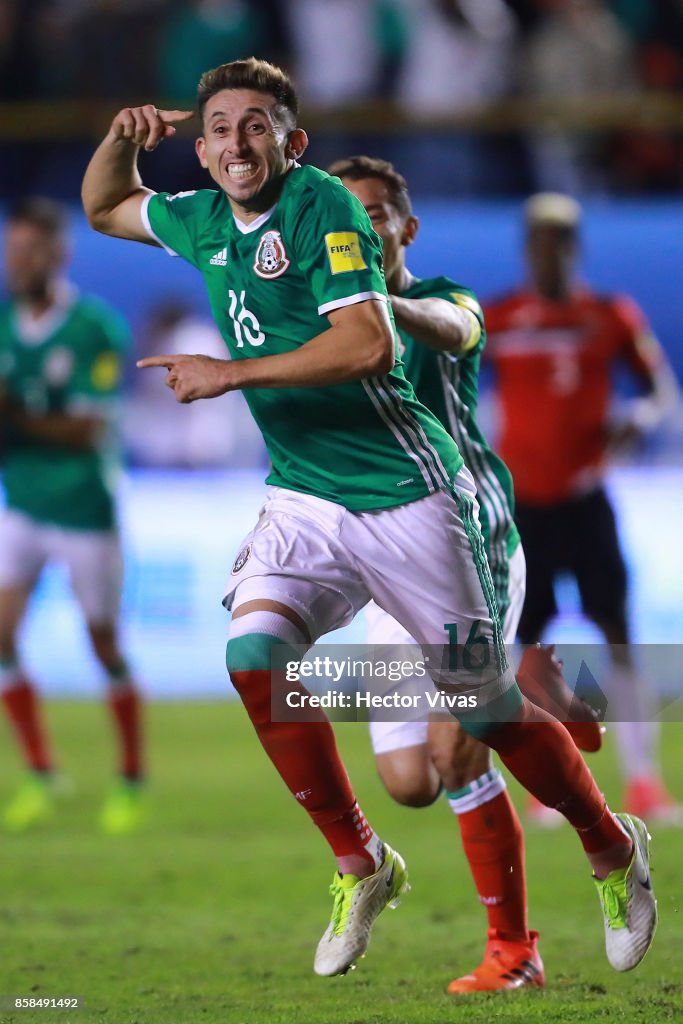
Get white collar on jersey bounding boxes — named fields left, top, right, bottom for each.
left=231, top=163, right=302, bottom=234
left=14, top=280, right=79, bottom=346
left=232, top=205, right=276, bottom=234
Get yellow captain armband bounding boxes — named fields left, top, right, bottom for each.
left=449, top=292, right=482, bottom=353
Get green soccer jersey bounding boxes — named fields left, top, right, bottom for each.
left=398, top=277, right=520, bottom=590
left=0, top=288, right=129, bottom=530
left=142, top=165, right=463, bottom=509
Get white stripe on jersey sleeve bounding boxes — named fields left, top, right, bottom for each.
left=140, top=192, right=178, bottom=257
left=317, top=291, right=388, bottom=316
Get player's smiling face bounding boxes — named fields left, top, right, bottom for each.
left=196, top=89, right=308, bottom=221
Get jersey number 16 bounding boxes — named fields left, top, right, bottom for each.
left=228, top=289, right=265, bottom=348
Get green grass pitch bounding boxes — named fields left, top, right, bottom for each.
left=0, top=701, right=681, bottom=1024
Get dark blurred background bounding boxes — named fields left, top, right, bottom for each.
left=2, top=0, right=683, bottom=198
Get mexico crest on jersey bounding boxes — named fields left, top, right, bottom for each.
left=253, top=230, right=290, bottom=279
left=44, top=346, right=74, bottom=386
left=231, top=544, right=252, bottom=575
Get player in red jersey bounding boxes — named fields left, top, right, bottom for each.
left=484, top=193, right=680, bottom=824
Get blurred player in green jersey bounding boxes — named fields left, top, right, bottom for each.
left=82, top=58, right=656, bottom=979
left=0, top=199, right=145, bottom=835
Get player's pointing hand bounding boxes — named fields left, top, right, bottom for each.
left=137, top=353, right=235, bottom=403
left=110, top=106, right=194, bottom=152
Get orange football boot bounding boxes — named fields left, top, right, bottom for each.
left=447, top=929, right=545, bottom=993
left=516, top=645, right=604, bottom=753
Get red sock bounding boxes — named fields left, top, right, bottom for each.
left=458, top=790, right=528, bottom=942
left=108, top=686, right=143, bottom=779
left=486, top=711, right=631, bottom=855
left=1, top=679, right=53, bottom=772
left=231, top=669, right=378, bottom=870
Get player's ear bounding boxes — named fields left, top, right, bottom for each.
left=402, top=215, right=419, bottom=248
left=195, top=136, right=208, bottom=168
left=285, top=129, right=308, bottom=161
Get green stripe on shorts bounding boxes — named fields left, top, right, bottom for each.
left=451, top=487, right=508, bottom=675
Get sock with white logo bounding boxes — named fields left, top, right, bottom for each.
left=448, top=769, right=529, bottom=942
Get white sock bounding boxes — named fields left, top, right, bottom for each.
left=228, top=610, right=307, bottom=645
left=446, top=768, right=507, bottom=815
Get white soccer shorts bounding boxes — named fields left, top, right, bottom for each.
left=0, top=508, right=123, bottom=625
left=366, top=542, right=526, bottom=754
left=224, top=470, right=517, bottom=714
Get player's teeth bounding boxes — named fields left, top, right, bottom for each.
left=228, top=163, right=257, bottom=178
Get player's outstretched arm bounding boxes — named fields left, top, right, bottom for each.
left=137, top=299, right=395, bottom=402
left=82, top=105, right=194, bottom=243
left=389, top=294, right=481, bottom=354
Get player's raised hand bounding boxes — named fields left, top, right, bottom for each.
left=137, top=354, right=235, bottom=403
left=110, top=106, right=194, bottom=152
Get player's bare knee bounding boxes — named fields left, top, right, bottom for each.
left=382, top=774, right=441, bottom=808
left=427, top=719, right=491, bottom=793
left=0, top=587, right=31, bottom=655
left=0, top=640, right=17, bottom=662
left=375, top=749, right=441, bottom=807
left=0, top=626, right=18, bottom=661
left=87, top=623, right=120, bottom=669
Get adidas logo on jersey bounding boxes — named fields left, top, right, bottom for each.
left=210, top=248, right=228, bottom=266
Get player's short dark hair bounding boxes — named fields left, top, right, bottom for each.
left=7, top=197, right=67, bottom=237
left=197, top=57, right=299, bottom=128
left=326, top=156, right=412, bottom=220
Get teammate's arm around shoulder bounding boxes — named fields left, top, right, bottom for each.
left=389, top=293, right=481, bottom=355
left=82, top=105, right=194, bottom=243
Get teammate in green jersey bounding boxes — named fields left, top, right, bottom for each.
left=0, top=198, right=145, bottom=835
left=82, top=57, right=656, bottom=979
left=329, top=155, right=542, bottom=991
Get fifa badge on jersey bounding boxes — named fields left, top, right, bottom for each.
left=232, top=544, right=252, bottom=575
left=91, top=351, right=121, bottom=391
left=325, top=232, right=367, bottom=274
left=253, top=230, right=290, bottom=279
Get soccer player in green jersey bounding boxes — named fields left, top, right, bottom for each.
left=0, top=199, right=145, bottom=835
left=329, top=155, right=539, bottom=991
left=330, top=156, right=600, bottom=990
left=82, top=57, right=656, bottom=978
